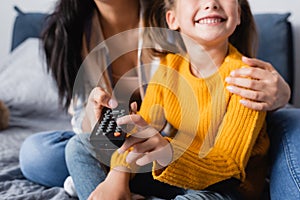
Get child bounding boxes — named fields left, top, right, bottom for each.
left=93, top=0, right=269, bottom=199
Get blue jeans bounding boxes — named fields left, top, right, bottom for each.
left=18, top=108, right=300, bottom=199
left=19, top=130, right=75, bottom=187
left=65, top=134, right=185, bottom=200
left=267, top=108, right=300, bottom=200
left=65, top=134, right=238, bottom=200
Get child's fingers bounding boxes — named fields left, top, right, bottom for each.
left=126, top=151, right=143, bottom=164
left=118, top=135, right=143, bottom=154
left=116, top=114, right=148, bottom=127
left=136, top=143, right=172, bottom=167
left=118, top=127, right=158, bottom=153
left=130, top=101, right=138, bottom=114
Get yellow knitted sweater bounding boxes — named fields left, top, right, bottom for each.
left=111, top=45, right=269, bottom=199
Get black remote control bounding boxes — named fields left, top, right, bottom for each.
left=89, top=106, right=128, bottom=150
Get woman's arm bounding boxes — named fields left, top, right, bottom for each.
left=225, top=56, right=291, bottom=111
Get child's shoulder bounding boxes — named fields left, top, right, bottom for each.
left=160, top=53, right=188, bottom=70
left=225, top=44, right=250, bottom=70
left=152, top=53, right=188, bottom=81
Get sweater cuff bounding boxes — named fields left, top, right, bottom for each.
left=110, top=150, right=138, bottom=173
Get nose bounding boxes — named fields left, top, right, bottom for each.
left=203, top=1, right=219, bottom=10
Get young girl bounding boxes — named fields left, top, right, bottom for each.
left=109, top=0, right=269, bottom=199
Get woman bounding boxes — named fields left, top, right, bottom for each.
left=19, top=0, right=298, bottom=199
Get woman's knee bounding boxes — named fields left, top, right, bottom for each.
left=19, top=131, right=75, bottom=187
left=65, top=133, right=93, bottom=165
left=65, top=134, right=82, bottom=161
left=66, top=133, right=90, bottom=155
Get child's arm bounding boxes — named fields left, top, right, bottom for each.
left=150, top=93, right=267, bottom=190
left=87, top=169, right=131, bottom=200
left=135, top=59, right=268, bottom=189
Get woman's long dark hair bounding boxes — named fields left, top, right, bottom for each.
left=145, top=0, right=257, bottom=58
left=42, top=0, right=96, bottom=109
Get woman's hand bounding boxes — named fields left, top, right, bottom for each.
left=82, top=87, right=118, bottom=132
left=117, top=113, right=173, bottom=168
left=225, top=56, right=291, bottom=111
left=88, top=169, right=131, bottom=200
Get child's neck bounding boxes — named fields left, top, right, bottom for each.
left=187, top=41, right=229, bottom=78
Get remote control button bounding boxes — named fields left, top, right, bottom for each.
left=90, top=106, right=126, bottom=149
left=114, top=132, right=121, bottom=137
left=116, top=127, right=122, bottom=132
left=112, top=110, right=119, bottom=115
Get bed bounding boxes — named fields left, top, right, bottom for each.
left=0, top=7, right=75, bottom=200
left=0, top=5, right=294, bottom=200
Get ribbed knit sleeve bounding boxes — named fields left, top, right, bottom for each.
left=110, top=149, right=139, bottom=173
left=152, top=95, right=266, bottom=190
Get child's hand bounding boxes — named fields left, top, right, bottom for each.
left=87, top=169, right=131, bottom=200
left=117, top=113, right=173, bottom=167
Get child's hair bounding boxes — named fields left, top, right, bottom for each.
left=144, top=0, right=185, bottom=56
left=42, top=0, right=96, bottom=109
left=144, top=0, right=258, bottom=58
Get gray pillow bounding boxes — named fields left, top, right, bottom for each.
left=0, top=39, right=63, bottom=117
left=11, top=6, right=48, bottom=51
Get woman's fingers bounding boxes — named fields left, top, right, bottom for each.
left=91, top=87, right=117, bottom=109
left=226, top=57, right=291, bottom=111
left=88, top=87, right=118, bottom=122
left=239, top=99, right=269, bottom=111
left=226, top=76, right=264, bottom=91
left=226, top=85, right=267, bottom=101
left=229, top=66, right=272, bottom=80
left=242, top=56, right=275, bottom=71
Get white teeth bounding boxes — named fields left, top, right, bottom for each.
left=197, top=18, right=222, bottom=24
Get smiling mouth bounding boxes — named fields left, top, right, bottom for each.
left=195, top=18, right=225, bottom=24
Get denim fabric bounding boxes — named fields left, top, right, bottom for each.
left=19, top=130, right=75, bottom=187
left=267, top=108, right=300, bottom=200
left=65, top=134, right=241, bottom=200
left=65, top=133, right=185, bottom=200
left=65, top=133, right=107, bottom=200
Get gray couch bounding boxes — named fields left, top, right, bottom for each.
left=254, top=13, right=294, bottom=103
